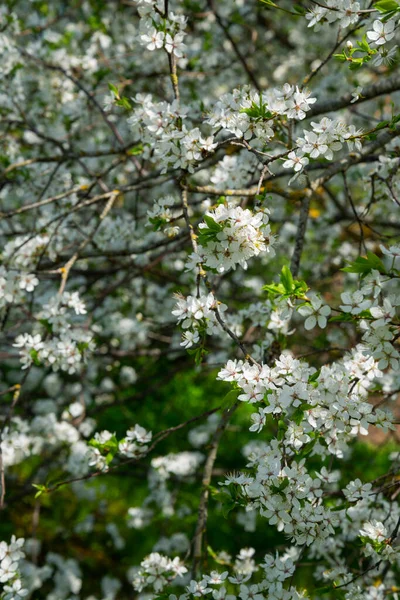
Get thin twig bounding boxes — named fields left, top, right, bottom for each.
left=191, top=398, right=241, bottom=577
left=290, top=192, right=311, bottom=277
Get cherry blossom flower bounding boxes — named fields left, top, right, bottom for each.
left=367, top=19, right=396, bottom=46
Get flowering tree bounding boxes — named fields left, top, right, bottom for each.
left=0, top=0, right=400, bottom=598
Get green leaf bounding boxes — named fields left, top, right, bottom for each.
left=314, top=585, right=334, bottom=595
left=29, top=348, right=41, bottom=367
left=356, top=34, right=372, bottom=53
left=299, top=436, right=318, bottom=457
left=278, top=477, right=289, bottom=491
left=203, top=215, right=223, bottom=232
left=270, top=477, right=289, bottom=496
left=349, top=58, right=364, bottom=70
left=333, top=52, right=347, bottom=63
left=116, top=96, right=132, bottom=110
left=222, top=389, right=240, bottom=408
left=308, top=369, right=320, bottom=383
left=77, top=341, right=90, bottom=355
left=331, top=503, right=349, bottom=512
left=258, top=0, right=277, bottom=7
left=108, top=82, right=119, bottom=96
left=262, top=266, right=309, bottom=300
left=198, top=216, right=224, bottom=247
left=32, top=483, right=47, bottom=498
left=262, top=282, right=286, bottom=296
left=187, top=346, right=208, bottom=366
left=341, top=252, right=386, bottom=276
left=292, top=403, right=314, bottom=426
left=128, top=144, right=144, bottom=156
left=277, top=419, right=287, bottom=441
left=222, top=500, right=236, bottom=518
left=258, top=0, right=301, bottom=14
left=329, top=313, right=354, bottom=323
left=149, top=216, right=166, bottom=231
left=88, top=14, right=107, bottom=32
left=280, top=265, right=294, bottom=293
left=292, top=407, right=305, bottom=426
left=374, top=0, right=399, bottom=13
left=88, top=434, right=119, bottom=453
left=292, top=4, right=306, bottom=14
left=389, top=113, right=400, bottom=130
left=106, top=451, right=116, bottom=465
left=240, top=103, right=273, bottom=121
left=375, top=120, right=390, bottom=131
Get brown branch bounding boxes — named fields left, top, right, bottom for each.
left=290, top=192, right=311, bottom=277
left=308, top=74, right=400, bottom=118
left=58, top=190, right=119, bottom=294
left=44, top=407, right=221, bottom=494
left=191, top=398, right=241, bottom=577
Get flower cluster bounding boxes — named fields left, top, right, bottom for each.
left=119, top=424, right=153, bottom=457
left=1, top=0, right=400, bottom=598
left=306, top=4, right=399, bottom=66
left=13, top=292, right=92, bottom=374
left=131, top=552, right=187, bottom=592
left=13, top=330, right=92, bottom=374
left=128, top=95, right=216, bottom=172
left=206, top=84, right=316, bottom=142
left=3, top=234, right=51, bottom=270
left=137, top=0, right=187, bottom=59
left=87, top=424, right=153, bottom=472
left=284, top=117, right=363, bottom=178
left=186, top=206, right=274, bottom=274
left=0, top=268, right=39, bottom=309
left=215, top=345, right=394, bottom=546
left=172, top=292, right=227, bottom=348
left=0, top=537, right=27, bottom=600
left=306, top=1, right=361, bottom=29
left=147, top=195, right=181, bottom=238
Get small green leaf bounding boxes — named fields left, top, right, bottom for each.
left=32, top=484, right=47, bottom=498
left=263, top=266, right=309, bottom=300
left=278, top=477, right=289, bottom=491
left=203, top=215, right=223, bottom=231
left=299, top=436, right=318, bottom=457
left=374, top=0, right=399, bottom=13
left=331, top=503, right=348, bottom=512
left=280, top=265, right=294, bottom=293
left=222, top=500, right=236, bottom=518
left=341, top=252, right=386, bottom=276
left=29, top=348, right=41, bottom=366
left=222, top=389, right=240, bottom=408
left=292, top=4, right=306, bottom=14
left=329, top=313, right=354, bottom=323
left=149, top=216, right=166, bottom=231
left=108, top=82, right=119, bottom=96
left=292, top=407, right=305, bottom=426
left=116, top=96, right=131, bottom=110
left=375, top=120, right=390, bottom=131
left=308, top=370, right=320, bottom=383
left=106, top=451, right=116, bottom=465
left=277, top=419, right=287, bottom=441
left=187, top=346, right=208, bottom=366
left=314, top=585, right=334, bottom=595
